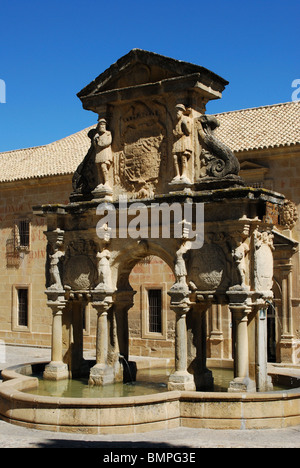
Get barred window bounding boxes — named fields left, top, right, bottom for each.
left=14, top=219, right=30, bottom=250
left=17, top=288, right=28, bottom=327
left=148, top=289, right=162, bottom=334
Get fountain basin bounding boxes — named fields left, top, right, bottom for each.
left=1, top=362, right=300, bottom=433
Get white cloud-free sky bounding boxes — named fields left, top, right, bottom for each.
left=0, top=0, right=299, bottom=152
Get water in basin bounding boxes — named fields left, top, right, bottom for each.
left=24, top=367, right=287, bottom=398
left=26, top=367, right=171, bottom=398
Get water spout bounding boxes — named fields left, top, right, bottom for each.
left=119, top=354, right=137, bottom=383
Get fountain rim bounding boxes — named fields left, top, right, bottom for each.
left=2, top=361, right=300, bottom=405
left=2, top=361, right=300, bottom=433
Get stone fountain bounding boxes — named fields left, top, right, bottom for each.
left=33, top=49, right=285, bottom=394
left=2, top=51, right=300, bottom=434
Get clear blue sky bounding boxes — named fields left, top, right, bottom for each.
left=0, top=0, right=299, bottom=152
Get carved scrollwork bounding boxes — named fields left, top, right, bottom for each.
left=198, top=115, right=240, bottom=180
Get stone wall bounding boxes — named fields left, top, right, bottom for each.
left=128, top=256, right=175, bottom=358
left=0, top=177, right=71, bottom=347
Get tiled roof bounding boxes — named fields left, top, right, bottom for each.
left=0, top=101, right=299, bottom=183
left=215, top=101, right=300, bottom=153
left=0, top=126, right=95, bottom=183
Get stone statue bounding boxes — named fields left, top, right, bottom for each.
left=93, top=119, right=113, bottom=189
left=48, top=246, right=65, bottom=290
left=71, top=128, right=98, bottom=198
left=198, top=114, right=240, bottom=179
left=174, top=241, right=191, bottom=291
left=232, top=240, right=249, bottom=289
left=95, top=249, right=113, bottom=291
left=171, top=104, right=193, bottom=184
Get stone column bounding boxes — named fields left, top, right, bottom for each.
left=256, top=307, right=273, bottom=392
left=89, top=297, right=115, bottom=386
left=168, top=304, right=196, bottom=391
left=114, top=290, right=136, bottom=383
left=280, top=265, right=295, bottom=363
left=209, top=302, right=224, bottom=359
left=228, top=305, right=256, bottom=392
left=44, top=302, right=68, bottom=381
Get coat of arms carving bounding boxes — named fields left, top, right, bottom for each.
left=118, top=103, right=167, bottom=198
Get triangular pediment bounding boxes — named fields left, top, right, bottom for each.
left=273, top=229, right=298, bottom=250
left=77, top=49, right=228, bottom=99
left=239, top=160, right=269, bottom=182
left=240, top=161, right=268, bottom=171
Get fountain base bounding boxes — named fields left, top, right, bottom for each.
left=43, top=361, right=69, bottom=381
left=1, top=362, right=300, bottom=433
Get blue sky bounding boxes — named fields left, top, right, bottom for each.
left=0, top=0, right=299, bottom=152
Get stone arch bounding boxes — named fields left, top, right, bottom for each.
left=112, top=239, right=177, bottom=367
left=113, top=238, right=176, bottom=290
left=267, top=277, right=282, bottom=362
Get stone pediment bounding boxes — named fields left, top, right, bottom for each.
left=77, top=49, right=229, bottom=111
left=272, top=229, right=298, bottom=252
left=239, top=161, right=269, bottom=177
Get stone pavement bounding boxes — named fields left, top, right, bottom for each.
left=0, top=345, right=300, bottom=448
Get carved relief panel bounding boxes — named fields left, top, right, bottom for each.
left=63, top=239, right=98, bottom=291
left=253, top=230, right=274, bottom=293
left=113, top=101, right=168, bottom=198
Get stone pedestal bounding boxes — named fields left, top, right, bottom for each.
left=92, top=184, right=113, bottom=202
left=43, top=361, right=69, bottom=381
left=89, top=363, right=115, bottom=386
left=168, top=370, right=196, bottom=391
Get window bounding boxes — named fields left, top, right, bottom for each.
left=14, top=219, right=30, bottom=251
left=148, top=289, right=162, bottom=334
left=12, top=284, right=32, bottom=332
left=141, top=283, right=168, bottom=340
left=17, top=288, right=28, bottom=327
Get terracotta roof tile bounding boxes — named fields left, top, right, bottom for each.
left=214, top=101, right=300, bottom=152
left=0, top=126, right=95, bottom=183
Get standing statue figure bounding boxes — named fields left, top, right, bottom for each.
left=171, top=104, right=193, bottom=184
left=48, top=246, right=65, bottom=291
left=93, top=118, right=113, bottom=189
left=173, top=241, right=191, bottom=292
left=232, top=239, right=249, bottom=290
left=95, top=249, right=113, bottom=291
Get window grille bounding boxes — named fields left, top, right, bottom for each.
left=14, top=219, right=30, bottom=250
left=17, top=288, right=28, bottom=327
left=148, top=289, right=162, bottom=333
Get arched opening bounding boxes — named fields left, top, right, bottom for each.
left=267, top=278, right=282, bottom=363
left=128, top=255, right=176, bottom=362
left=111, top=241, right=177, bottom=383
